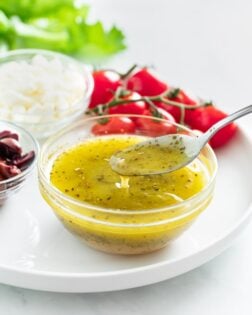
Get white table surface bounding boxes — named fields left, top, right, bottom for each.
left=1, top=0, right=252, bottom=313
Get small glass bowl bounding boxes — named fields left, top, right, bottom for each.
left=38, top=115, right=218, bottom=255
left=0, top=49, right=94, bottom=139
left=0, top=120, right=39, bottom=206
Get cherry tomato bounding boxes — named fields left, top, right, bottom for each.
left=135, top=108, right=177, bottom=137
left=91, top=117, right=136, bottom=135
left=89, top=70, right=121, bottom=108
left=187, top=106, right=238, bottom=148
left=156, top=89, right=197, bottom=122
left=108, top=92, right=147, bottom=115
left=127, top=68, right=168, bottom=96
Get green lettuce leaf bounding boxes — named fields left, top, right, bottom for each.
left=0, top=0, right=126, bottom=62
left=0, top=0, right=74, bottom=19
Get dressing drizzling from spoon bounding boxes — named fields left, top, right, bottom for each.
left=110, top=105, right=252, bottom=176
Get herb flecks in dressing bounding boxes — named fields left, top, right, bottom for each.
left=110, top=135, right=190, bottom=176
left=50, top=135, right=208, bottom=211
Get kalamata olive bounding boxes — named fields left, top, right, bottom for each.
left=0, top=160, right=21, bottom=179
left=13, top=151, right=35, bottom=170
left=0, top=129, right=35, bottom=182
left=0, top=130, right=19, bottom=141
left=0, top=138, right=22, bottom=158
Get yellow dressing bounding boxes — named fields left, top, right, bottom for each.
left=50, top=136, right=207, bottom=210
left=110, top=135, right=189, bottom=176
left=44, top=135, right=214, bottom=255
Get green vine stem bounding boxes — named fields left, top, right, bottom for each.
left=98, top=64, right=138, bottom=80
left=86, top=65, right=209, bottom=118
left=120, top=64, right=138, bottom=80
left=86, top=91, right=207, bottom=115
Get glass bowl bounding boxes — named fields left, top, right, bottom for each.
left=38, top=114, right=218, bottom=255
left=0, top=49, right=94, bottom=139
left=0, top=120, right=39, bottom=206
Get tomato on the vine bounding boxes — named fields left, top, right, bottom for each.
left=187, top=106, right=238, bottom=148
left=155, top=89, right=197, bottom=122
left=87, top=66, right=238, bottom=149
left=135, top=108, right=177, bottom=137
left=127, top=68, right=168, bottom=96
left=91, top=117, right=136, bottom=135
left=89, top=70, right=121, bottom=108
left=108, top=91, right=147, bottom=115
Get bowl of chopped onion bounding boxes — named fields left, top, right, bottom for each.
left=0, top=49, right=94, bottom=139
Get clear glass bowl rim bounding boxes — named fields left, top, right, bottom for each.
left=38, top=114, right=218, bottom=216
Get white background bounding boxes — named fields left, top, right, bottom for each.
left=1, top=0, right=252, bottom=314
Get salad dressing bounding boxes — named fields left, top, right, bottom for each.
left=50, top=135, right=208, bottom=210
left=45, top=135, right=213, bottom=254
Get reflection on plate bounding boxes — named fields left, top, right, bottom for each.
left=0, top=130, right=251, bottom=293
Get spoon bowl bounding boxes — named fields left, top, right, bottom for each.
left=110, top=134, right=200, bottom=176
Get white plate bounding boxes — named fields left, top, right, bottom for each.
left=0, top=130, right=251, bottom=293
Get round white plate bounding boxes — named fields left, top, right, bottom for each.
left=0, top=130, right=251, bottom=293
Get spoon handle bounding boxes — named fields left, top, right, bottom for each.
left=200, top=104, right=252, bottom=145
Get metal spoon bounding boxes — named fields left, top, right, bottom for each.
left=110, top=105, right=252, bottom=176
